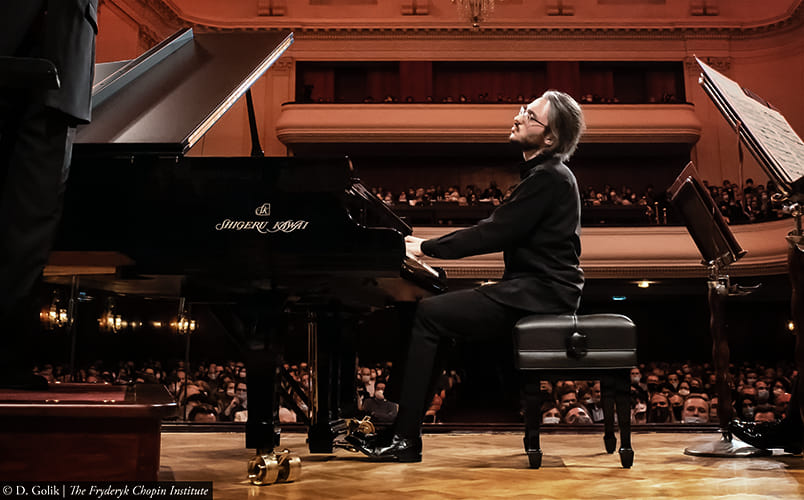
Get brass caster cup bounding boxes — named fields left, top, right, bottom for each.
left=248, top=451, right=280, bottom=485
left=277, top=449, right=302, bottom=483
left=248, top=449, right=302, bottom=485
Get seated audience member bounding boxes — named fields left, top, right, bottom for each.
left=754, top=380, right=771, bottom=405
left=709, top=396, right=719, bottom=425
left=753, top=405, right=777, bottom=423
left=775, top=392, right=791, bottom=419
left=681, top=394, right=710, bottom=424
left=772, top=377, right=792, bottom=403
left=738, top=394, right=758, bottom=422
left=648, top=393, right=672, bottom=423
left=667, top=372, right=680, bottom=391
left=541, top=402, right=561, bottom=425
left=562, top=403, right=593, bottom=425
left=688, top=377, right=705, bottom=394
left=630, top=367, right=644, bottom=391
left=582, top=382, right=604, bottom=423
left=188, top=404, right=218, bottom=423
left=632, top=397, right=647, bottom=424
left=557, top=387, right=578, bottom=411
left=669, top=393, right=685, bottom=422
left=645, top=373, right=661, bottom=395
left=222, top=381, right=248, bottom=421
left=362, top=381, right=399, bottom=424
left=656, top=382, right=674, bottom=399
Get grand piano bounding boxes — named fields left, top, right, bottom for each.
left=50, top=28, right=445, bottom=482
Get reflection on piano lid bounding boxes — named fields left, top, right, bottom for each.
left=75, top=27, right=294, bottom=156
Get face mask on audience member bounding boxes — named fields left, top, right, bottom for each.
left=683, top=415, right=704, bottom=424
left=630, top=375, right=641, bottom=385
left=678, top=388, right=690, bottom=397
left=227, top=388, right=235, bottom=397
left=773, top=387, right=785, bottom=398
left=742, top=406, right=755, bottom=420
left=756, top=389, right=770, bottom=403
left=649, top=407, right=670, bottom=422
left=361, top=374, right=371, bottom=383
left=633, top=402, right=647, bottom=420
left=672, top=406, right=683, bottom=421
left=543, top=416, right=560, bottom=425
left=374, top=390, right=385, bottom=400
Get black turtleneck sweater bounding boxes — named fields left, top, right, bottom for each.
left=420, top=152, right=584, bottom=313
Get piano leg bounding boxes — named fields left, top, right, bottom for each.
left=307, top=308, right=359, bottom=453
left=213, top=297, right=301, bottom=485
left=245, top=345, right=279, bottom=452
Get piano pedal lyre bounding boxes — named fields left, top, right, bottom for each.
left=248, top=448, right=301, bottom=485
left=333, top=416, right=376, bottom=452
left=350, top=416, right=376, bottom=436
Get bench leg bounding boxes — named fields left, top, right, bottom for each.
left=601, top=377, right=617, bottom=454
left=614, top=371, right=634, bottom=468
left=523, top=377, right=543, bottom=469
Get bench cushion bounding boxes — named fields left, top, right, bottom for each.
left=514, top=313, right=637, bottom=370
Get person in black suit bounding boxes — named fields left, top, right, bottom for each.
left=729, top=241, right=804, bottom=453
left=350, top=90, right=586, bottom=462
left=0, top=0, right=97, bottom=388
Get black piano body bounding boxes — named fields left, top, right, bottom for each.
left=51, top=28, right=445, bottom=459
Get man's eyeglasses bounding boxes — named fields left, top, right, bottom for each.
left=518, top=106, right=548, bottom=128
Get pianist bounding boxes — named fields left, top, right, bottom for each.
left=351, top=90, right=586, bottom=462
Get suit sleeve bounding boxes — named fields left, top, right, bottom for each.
left=420, top=170, right=556, bottom=259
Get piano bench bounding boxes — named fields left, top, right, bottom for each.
left=513, top=313, right=637, bottom=469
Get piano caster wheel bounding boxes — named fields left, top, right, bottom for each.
left=604, top=433, right=617, bottom=454
left=248, top=449, right=302, bottom=485
left=276, top=450, right=302, bottom=483
left=619, top=448, right=634, bottom=468
left=248, top=451, right=281, bottom=485
left=526, top=450, right=543, bottom=469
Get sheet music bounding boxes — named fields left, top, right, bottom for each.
left=696, top=57, right=804, bottom=188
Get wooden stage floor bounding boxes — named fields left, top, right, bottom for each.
left=159, top=430, right=804, bottom=499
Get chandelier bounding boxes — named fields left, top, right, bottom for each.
left=451, top=0, right=495, bottom=28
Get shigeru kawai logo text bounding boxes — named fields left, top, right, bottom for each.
left=215, top=202, right=309, bottom=234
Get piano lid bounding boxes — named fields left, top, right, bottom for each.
left=74, top=28, right=293, bottom=156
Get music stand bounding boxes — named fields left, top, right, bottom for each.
left=668, top=162, right=768, bottom=457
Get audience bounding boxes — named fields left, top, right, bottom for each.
left=28, top=357, right=795, bottom=429
left=371, top=178, right=786, bottom=227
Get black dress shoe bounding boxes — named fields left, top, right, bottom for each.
left=344, top=431, right=376, bottom=455
left=366, top=434, right=422, bottom=463
left=729, top=419, right=803, bottom=454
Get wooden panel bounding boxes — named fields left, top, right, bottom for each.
left=0, top=384, right=175, bottom=481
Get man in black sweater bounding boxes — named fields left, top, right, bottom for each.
left=354, top=90, right=586, bottom=462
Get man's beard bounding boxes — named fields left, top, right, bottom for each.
left=510, top=134, right=546, bottom=153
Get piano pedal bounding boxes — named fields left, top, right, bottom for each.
left=248, top=448, right=302, bottom=485
left=333, top=416, right=377, bottom=453
left=351, top=416, right=376, bottom=435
